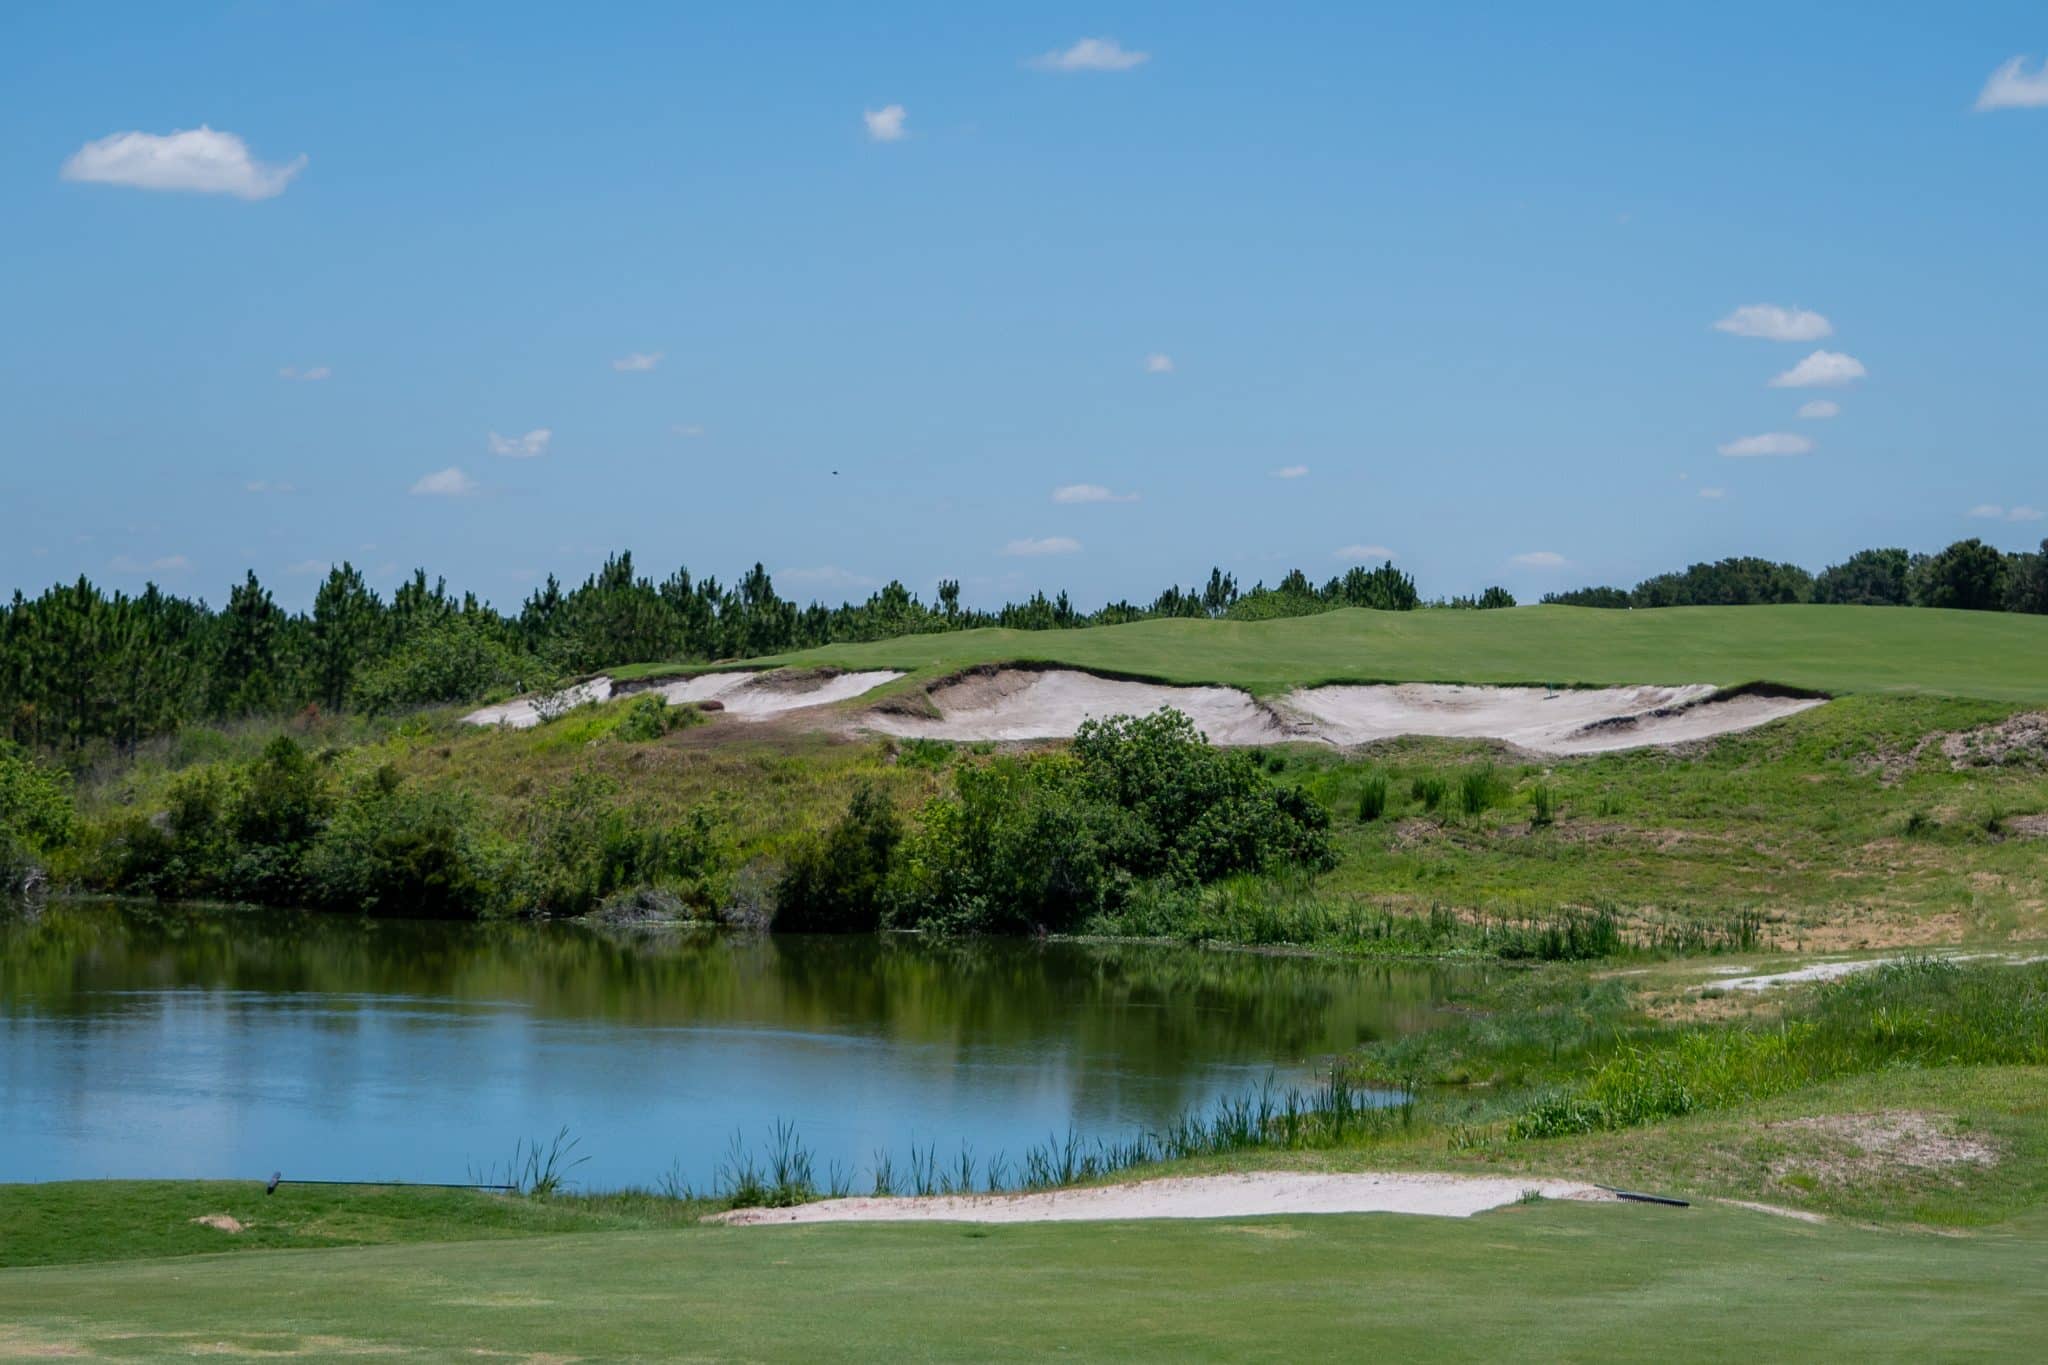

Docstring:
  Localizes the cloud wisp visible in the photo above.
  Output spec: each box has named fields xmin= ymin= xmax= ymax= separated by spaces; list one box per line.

xmin=279 ymin=366 xmax=331 ymax=382
xmin=1143 ymin=353 xmax=1175 ymax=374
xmin=410 ymin=467 xmax=478 ymax=497
xmin=1797 ymin=399 xmax=1841 ymax=419
xmin=110 ymin=553 xmax=192 ymax=574
xmin=1028 ymin=38 xmax=1150 ymax=72
xmin=1718 ymin=432 xmax=1815 ymax=458
xmin=1003 ymin=536 xmax=1081 ymax=557
xmin=62 ymin=127 xmax=305 ymax=199
xmin=1769 ymin=350 xmax=1866 ymax=389
xmin=1052 ymin=483 xmax=1139 ymax=504
xmin=1510 ymin=551 xmax=1567 ymax=568
xmin=612 ymin=352 xmax=662 ymax=372
xmin=1334 ymin=544 xmax=1396 ymax=562
xmin=1271 ymin=465 xmax=1309 ymax=480
xmin=488 ymin=428 xmax=552 ymax=458
xmin=863 ymin=105 xmax=908 ymax=141
xmin=1977 ymin=57 xmax=2048 ymax=111
xmin=1971 ymin=504 xmax=2044 ymax=523
xmin=1712 ymin=304 xmax=1832 ymax=342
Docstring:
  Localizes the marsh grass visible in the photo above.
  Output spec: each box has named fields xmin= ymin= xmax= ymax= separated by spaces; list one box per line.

xmin=1357 ymin=772 xmax=1388 ymax=823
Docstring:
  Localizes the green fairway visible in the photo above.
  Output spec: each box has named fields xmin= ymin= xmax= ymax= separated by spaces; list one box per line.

xmin=2 ymin=1201 xmax=2042 ymax=1360
xmin=681 ymin=603 xmax=2048 ymax=703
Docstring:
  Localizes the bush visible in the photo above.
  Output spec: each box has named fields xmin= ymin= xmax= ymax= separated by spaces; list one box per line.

xmin=1357 ymin=772 xmax=1388 ymax=822
xmin=1411 ymin=774 xmax=1448 ymax=812
xmin=354 ymin=616 xmax=534 ymax=714
xmin=1528 ymin=782 xmax=1556 ymax=827
xmin=1458 ymin=764 xmax=1500 ymax=818
xmin=774 ymin=783 xmax=902 ymax=932
xmin=301 ymin=767 xmax=494 ymax=917
xmin=612 ymin=694 xmax=703 ymax=742
xmin=0 ymin=742 xmax=73 ymax=891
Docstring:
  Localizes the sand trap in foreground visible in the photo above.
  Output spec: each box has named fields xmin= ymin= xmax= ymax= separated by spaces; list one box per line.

xmin=866 ymin=669 xmax=1822 ymax=754
xmin=718 ymin=1172 xmax=1607 ymax=1226
xmin=867 ymin=669 xmax=1291 ymax=746
xmin=1283 ymin=682 xmax=1825 ymax=756
xmin=464 ymin=669 xmax=901 ymax=729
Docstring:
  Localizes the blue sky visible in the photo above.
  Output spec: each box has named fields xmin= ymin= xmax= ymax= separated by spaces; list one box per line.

xmin=4 ymin=2 xmax=2046 ymax=611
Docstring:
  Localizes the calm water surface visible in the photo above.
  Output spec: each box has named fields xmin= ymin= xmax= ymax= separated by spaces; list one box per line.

xmin=1 ymin=901 xmax=1474 ymax=1190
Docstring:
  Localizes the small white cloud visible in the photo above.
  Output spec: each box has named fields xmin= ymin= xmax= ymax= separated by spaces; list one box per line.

xmin=487 ymin=428 xmax=552 ymax=458
xmin=1003 ymin=536 xmax=1081 ymax=556
xmin=1028 ymin=37 xmax=1150 ymax=73
xmin=1976 ymin=56 xmax=2048 ymax=112
xmin=1334 ymin=544 xmax=1397 ymax=562
xmin=1699 ymin=487 xmax=1728 ymax=500
xmin=671 ymin=423 xmax=706 ymax=438
xmin=863 ymin=104 xmax=908 ymax=142
xmin=62 ymin=126 xmax=305 ymax=200
xmin=110 ymin=553 xmax=191 ymax=574
xmin=278 ymin=365 xmax=331 ymax=381
xmin=410 ymin=467 xmax=478 ymax=497
xmin=1143 ymin=352 xmax=1174 ymax=374
xmin=779 ymin=565 xmax=880 ymax=589
xmin=1712 ymin=304 xmax=1833 ymax=342
xmin=1972 ymin=503 xmax=2042 ymax=522
xmin=1510 ymin=551 xmax=1567 ymax=568
xmin=1797 ymin=399 xmax=1841 ymax=420
xmin=244 ymin=479 xmax=296 ymax=494
xmin=1052 ymin=483 xmax=1139 ymax=504
xmin=612 ymin=351 xmax=662 ymax=372
xmin=1769 ymin=350 xmax=1866 ymax=389
xmin=286 ymin=559 xmax=329 ymax=575
xmin=1719 ymin=432 xmax=1815 ymax=458
xmin=1271 ymin=465 xmax=1309 ymax=479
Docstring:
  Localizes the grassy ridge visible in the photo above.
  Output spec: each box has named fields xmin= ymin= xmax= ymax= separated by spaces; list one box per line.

xmin=703 ymin=603 xmax=2048 ymax=702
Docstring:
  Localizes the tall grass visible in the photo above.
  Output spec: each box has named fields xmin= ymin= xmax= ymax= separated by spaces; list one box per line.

xmin=1357 ymin=772 xmax=1389 ymax=823
xmin=1457 ymin=765 xmax=1499 ymax=818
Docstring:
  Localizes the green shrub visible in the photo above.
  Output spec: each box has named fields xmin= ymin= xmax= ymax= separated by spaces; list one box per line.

xmin=1410 ymin=774 xmax=1448 ymax=812
xmin=301 ymin=767 xmax=494 ymax=918
xmin=1458 ymin=764 xmax=1500 ymax=818
xmin=612 ymin=694 xmax=703 ymax=742
xmin=0 ymin=742 xmax=74 ymax=890
xmin=1357 ymin=772 xmax=1388 ymax=822
xmin=1528 ymin=782 xmax=1555 ymax=827
xmin=354 ymin=616 xmax=534 ymax=714
xmin=774 ymin=783 xmax=902 ymax=932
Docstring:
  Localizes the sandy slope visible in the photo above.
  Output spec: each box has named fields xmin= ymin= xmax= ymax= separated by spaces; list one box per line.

xmin=463 ymin=669 xmax=901 ymax=729
xmin=718 ymin=1171 xmax=1609 ymax=1225
xmin=865 ymin=669 xmax=1291 ymax=745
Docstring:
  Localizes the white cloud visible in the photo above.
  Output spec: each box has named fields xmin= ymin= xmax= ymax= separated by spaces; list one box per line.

xmin=1797 ymin=399 xmax=1841 ymax=420
xmin=1699 ymin=487 xmax=1728 ymax=500
xmin=487 ymin=428 xmax=552 ymax=458
xmin=672 ymin=423 xmax=706 ymax=438
xmin=1143 ymin=352 xmax=1174 ymax=373
xmin=1002 ymin=536 xmax=1081 ymax=556
xmin=1510 ymin=551 xmax=1567 ymax=568
xmin=286 ymin=559 xmax=329 ymax=575
xmin=1028 ymin=37 xmax=1150 ymax=73
xmin=244 ymin=479 xmax=296 ymax=494
xmin=779 ymin=565 xmax=880 ymax=589
xmin=410 ymin=467 xmax=478 ymax=497
xmin=863 ymin=104 xmax=907 ymax=141
xmin=612 ymin=351 xmax=662 ymax=372
xmin=1976 ymin=56 xmax=2048 ymax=111
xmin=61 ymin=126 xmax=305 ymax=200
xmin=2015 ymin=506 xmax=2045 ymax=522
xmin=1769 ymin=350 xmax=1866 ymax=389
xmin=1271 ymin=464 xmax=1309 ymax=479
xmin=1052 ymin=483 xmax=1139 ymax=504
xmin=1334 ymin=544 xmax=1397 ymax=562
xmin=278 ymin=365 xmax=331 ymax=381
xmin=110 ymin=553 xmax=191 ymax=574
xmin=1971 ymin=503 xmax=2043 ymax=522
xmin=1718 ymin=432 xmax=1815 ymax=457
xmin=1712 ymin=304 xmax=1832 ymax=342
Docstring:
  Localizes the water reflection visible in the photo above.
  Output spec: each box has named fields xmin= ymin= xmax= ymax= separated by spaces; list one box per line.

xmin=1 ymin=901 xmax=1474 ymax=1189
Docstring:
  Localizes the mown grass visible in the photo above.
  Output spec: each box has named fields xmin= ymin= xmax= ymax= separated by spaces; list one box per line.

xmin=724 ymin=602 xmax=2048 ymax=703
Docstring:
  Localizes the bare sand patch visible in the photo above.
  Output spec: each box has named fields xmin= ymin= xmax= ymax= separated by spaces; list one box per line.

xmin=862 ymin=670 xmax=1822 ymax=754
xmin=1771 ymin=1111 xmax=1998 ymax=1184
xmin=1282 ymin=683 xmax=1824 ymax=755
xmin=716 ymin=1171 xmax=1608 ymax=1226
xmin=463 ymin=670 xmax=900 ymax=729
xmin=865 ymin=669 xmax=1291 ymax=746
xmin=190 ymin=1213 xmax=245 ymax=1233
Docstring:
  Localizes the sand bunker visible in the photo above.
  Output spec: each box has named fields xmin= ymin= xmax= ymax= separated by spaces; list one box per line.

xmin=868 ymin=669 xmax=1291 ymax=746
xmin=867 ymin=670 xmax=1822 ymax=755
xmin=719 ymin=1172 xmax=1606 ymax=1226
xmin=463 ymin=669 xmax=901 ymax=730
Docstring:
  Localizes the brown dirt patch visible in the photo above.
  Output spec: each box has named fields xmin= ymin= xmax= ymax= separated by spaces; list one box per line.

xmin=1768 ymin=1111 xmax=1998 ymax=1185
xmin=191 ymin=1213 xmax=246 ymax=1233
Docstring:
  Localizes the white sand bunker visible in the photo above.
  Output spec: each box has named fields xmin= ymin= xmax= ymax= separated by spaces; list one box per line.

xmin=719 ymin=1171 xmax=1607 ymax=1226
xmin=1283 ymin=683 xmax=1825 ymax=756
xmin=464 ymin=669 xmax=901 ymax=730
xmin=868 ymin=668 xmax=1291 ymax=746
xmin=866 ymin=670 xmax=1822 ymax=755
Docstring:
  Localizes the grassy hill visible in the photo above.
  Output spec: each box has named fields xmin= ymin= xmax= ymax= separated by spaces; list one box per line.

xmin=646 ymin=604 xmax=2048 ymax=703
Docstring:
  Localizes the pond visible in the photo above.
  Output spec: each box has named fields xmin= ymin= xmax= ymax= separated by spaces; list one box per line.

xmin=0 ymin=901 xmax=1475 ymax=1191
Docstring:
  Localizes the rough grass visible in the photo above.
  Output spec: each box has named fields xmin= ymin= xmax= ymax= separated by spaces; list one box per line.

xmin=720 ymin=603 xmax=2048 ymax=703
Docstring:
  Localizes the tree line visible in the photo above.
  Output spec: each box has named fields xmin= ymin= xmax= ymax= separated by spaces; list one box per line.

xmin=1542 ymin=539 xmax=2048 ymax=614
xmin=2 ymin=553 xmax=1454 ymax=750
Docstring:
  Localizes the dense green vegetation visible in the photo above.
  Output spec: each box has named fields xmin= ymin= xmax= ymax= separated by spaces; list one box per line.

xmin=1546 ymin=537 xmax=2048 ymax=613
